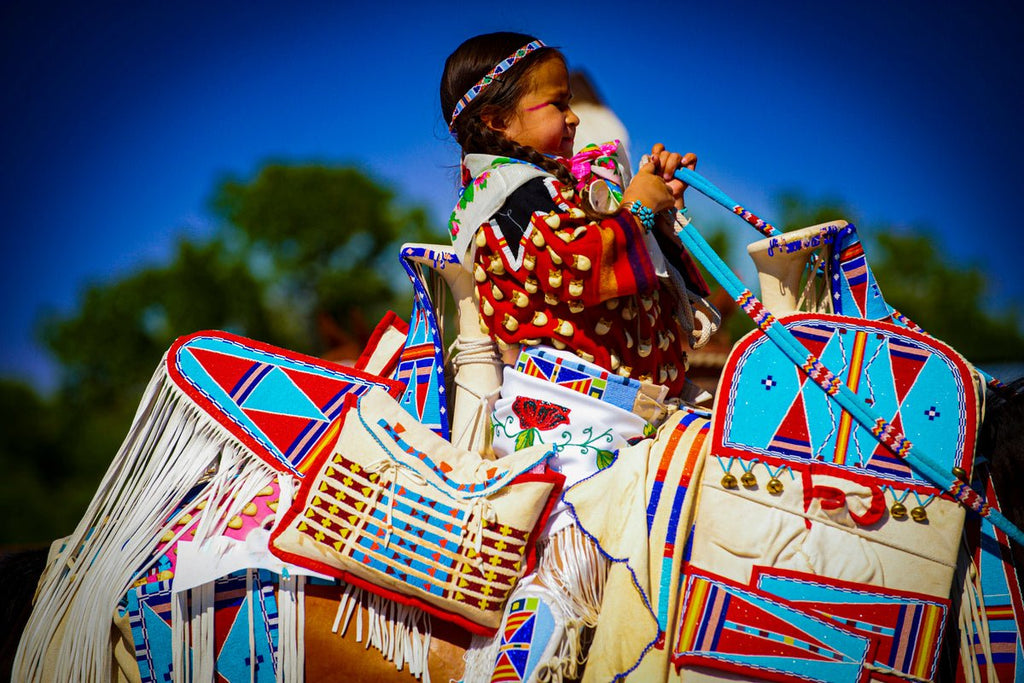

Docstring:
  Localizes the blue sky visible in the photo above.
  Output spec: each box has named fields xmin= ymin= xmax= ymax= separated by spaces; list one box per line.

xmin=3 ymin=0 xmax=1022 ymax=391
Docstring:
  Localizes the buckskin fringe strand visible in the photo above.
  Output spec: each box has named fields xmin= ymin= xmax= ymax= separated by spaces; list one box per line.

xmin=954 ymin=538 xmax=997 ymax=683
xmin=332 ymin=581 xmax=433 ymax=682
xmin=462 ymin=632 xmax=503 ymax=683
xmin=278 ymin=573 xmax=307 ymax=683
xmin=171 ymin=465 xmax=287 ymax=682
xmin=532 ymin=527 xmax=609 ymax=682
xmin=13 ymin=358 xmax=281 ymax=682
xmin=533 ymin=525 xmax=609 ymax=629
xmin=462 ymin=526 xmax=609 ymax=682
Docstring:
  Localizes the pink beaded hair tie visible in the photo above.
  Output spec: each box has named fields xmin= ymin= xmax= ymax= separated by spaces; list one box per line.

xmin=448 ymin=39 xmax=547 ymax=132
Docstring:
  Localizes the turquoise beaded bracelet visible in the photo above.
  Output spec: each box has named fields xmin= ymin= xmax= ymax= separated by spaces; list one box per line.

xmin=625 ymin=201 xmax=656 ymax=232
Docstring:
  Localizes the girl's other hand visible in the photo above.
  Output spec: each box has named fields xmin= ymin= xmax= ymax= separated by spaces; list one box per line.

xmin=621 ymin=162 xmax=676 ymax=214
xmin=649 ymin=143 xmax=697 ymax=209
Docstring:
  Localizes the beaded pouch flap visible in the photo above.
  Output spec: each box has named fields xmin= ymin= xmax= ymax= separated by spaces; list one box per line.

xmin=269 ymin=387 xmax=563 ymax=635
xmin=676 ymin=312 xmax=979 ymax=681
xmin=167 ymin=330 xmax=404 ymax=477
xmin=711 ymin=312 xmax=978 ymax=487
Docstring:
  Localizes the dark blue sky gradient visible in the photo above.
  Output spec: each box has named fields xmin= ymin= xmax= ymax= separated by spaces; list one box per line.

xmin=3 ymin=1 xmax=1022 ymax=390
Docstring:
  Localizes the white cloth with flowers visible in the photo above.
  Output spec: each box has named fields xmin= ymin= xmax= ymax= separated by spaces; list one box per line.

xmin=490 ymin=345 xmax=650 ymax=535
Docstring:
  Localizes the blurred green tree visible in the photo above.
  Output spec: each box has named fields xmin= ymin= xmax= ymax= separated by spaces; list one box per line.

xmin=869 ymin=231 xmax=1024 ymax=363
xmin=773 ymin=190 xmax=1024 ymax=364
xmin=211 ymin=164 xmax=436 ymax=352
xmin=3 ymin=176 xmax=1021 ymax=546
xmin=41 ymin=239 xmax=272 ymax=408
xmin=1 ymin=164 xmax=439 ymax=544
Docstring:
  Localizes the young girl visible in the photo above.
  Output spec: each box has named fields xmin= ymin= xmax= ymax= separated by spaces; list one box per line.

xmin=441 ymin=32 xmax=715 ymax=681
xmin=444 ymin=33 xmax=707 ymax=394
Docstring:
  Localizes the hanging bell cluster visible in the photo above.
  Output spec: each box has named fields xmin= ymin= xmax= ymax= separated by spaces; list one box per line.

xmin=717 ymin=458 xmax=789 ymax=496
xmin=886 ymin=485 xmax=932 ymax=523
xmin=716 ymin=458 xmax=937 ymax=526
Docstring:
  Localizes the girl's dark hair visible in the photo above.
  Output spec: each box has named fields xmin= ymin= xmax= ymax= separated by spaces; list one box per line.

xmin=441 ymin=32 xmax=575 ymax=186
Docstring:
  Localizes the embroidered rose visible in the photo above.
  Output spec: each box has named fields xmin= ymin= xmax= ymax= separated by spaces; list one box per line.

xmin=512 ymin=396 xmax=570 ymax=431
xmin=508 ymin=396 xmax=571 ymax=451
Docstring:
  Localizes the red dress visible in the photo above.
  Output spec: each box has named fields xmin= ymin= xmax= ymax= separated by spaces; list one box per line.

xmin=454 ymin=154 xmax=697 ymax=397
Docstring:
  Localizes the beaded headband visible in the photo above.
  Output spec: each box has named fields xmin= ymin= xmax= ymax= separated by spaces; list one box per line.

xmin=448 ymin=39 xmax=547 ymax=131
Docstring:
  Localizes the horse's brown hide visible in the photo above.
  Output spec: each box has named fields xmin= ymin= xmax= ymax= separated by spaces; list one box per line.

xmin=303 ymin=583 xmax=472 ymax=682
xmin=984 ymin=378 xmax=1024 ymax=597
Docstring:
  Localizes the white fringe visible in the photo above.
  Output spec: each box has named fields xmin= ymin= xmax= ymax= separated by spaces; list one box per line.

xmin=171 ymin=458 xmax=288 ymax=682
xmin=184 ymin=581 xmax=216 ymax=682
xmin=956 ymin=537 xmax=999 ymax=683
xmin=533 ymin=526 xmax=608 ymax=626
xmin=277 ymin=573 xmax=305 ymax=683
xmin=172 ymin=591 xmax=190 ymax=682
xmin=13 ymin=360 xmax=281 ymax=682
xmin=331 ymin=581 xmax=433 ymax=682
xmin=248 ymin=569 xmax=257 ymax=683
xmin=462 ymin=526 xmax=608 ymax=683
xmin=462 ymin=633 xmax=502 ymax=683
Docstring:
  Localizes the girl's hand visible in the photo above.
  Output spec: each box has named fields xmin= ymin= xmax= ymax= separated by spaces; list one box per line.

xmin=649 ymin=143 xmax=697 ymax=209
xmin=621 ymin=162 xmax=676 ymax=213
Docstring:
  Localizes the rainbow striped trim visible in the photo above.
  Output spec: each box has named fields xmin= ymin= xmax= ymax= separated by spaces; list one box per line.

xmin=737 ymin=290 xmax=776 ymax=332
xmin=800 ymin=355 xmax=842 ymax=396
xmin=889 ymin=309 xmax=924 ymax=333
xmin=731 ymin=204 xmax=779 ymax=238
xmin=871 ymin=418 xmax=914 ymax=458
xmin=449 ymin=40 xmax=547 ymax=130
xmin=949 ymin=479 xmax=991 ymax=515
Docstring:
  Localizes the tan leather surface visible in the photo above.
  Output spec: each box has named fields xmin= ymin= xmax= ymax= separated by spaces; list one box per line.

xmin=303 ymin=583 xmax=472 ymax=682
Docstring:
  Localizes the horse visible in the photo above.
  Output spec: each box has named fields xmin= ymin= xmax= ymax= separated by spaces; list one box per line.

xmin=979 ymin=377 xmax=1024 ymax=595
xmin=14 ymin=168 xmax=1024 ymax=683
xmin=9 ymin=375 xmax=1023 ymax=682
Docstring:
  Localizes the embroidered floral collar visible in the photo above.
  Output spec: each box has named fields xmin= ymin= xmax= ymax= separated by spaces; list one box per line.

xmin=448 ymin=154 xmax=550 ymax=267
xmin=447 ymin=142 xmax=631 ymax=267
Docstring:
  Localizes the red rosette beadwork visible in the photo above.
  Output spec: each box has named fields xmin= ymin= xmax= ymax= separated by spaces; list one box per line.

xmin=512 ymin=396 xmax=571 ymax=431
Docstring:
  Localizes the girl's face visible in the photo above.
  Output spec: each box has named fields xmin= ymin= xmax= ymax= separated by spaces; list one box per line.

xmin=501 ymin=57 xmax=579 ymax=158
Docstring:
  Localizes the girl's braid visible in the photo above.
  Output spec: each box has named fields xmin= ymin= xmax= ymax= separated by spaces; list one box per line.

xmin=463 ymin=119 xmax=577 ymax=189
xmin=475 ymin=124 xmax=614 ymax=220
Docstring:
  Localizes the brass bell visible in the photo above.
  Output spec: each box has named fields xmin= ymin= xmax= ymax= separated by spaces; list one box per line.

xmin=952 ymin=466 xmax=967 ymax=482
xmin=721 ymin=473 xmax=738 ymax=489
xmin=890 ymin=502 xmax=908 ymax=519
xmin=911 ymin=506 xmax=928 ymax=523
xmin=741 ymin=471 xmax=758 ymax=489
xmin=766 ymin=477 xmax=784 ymax=495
